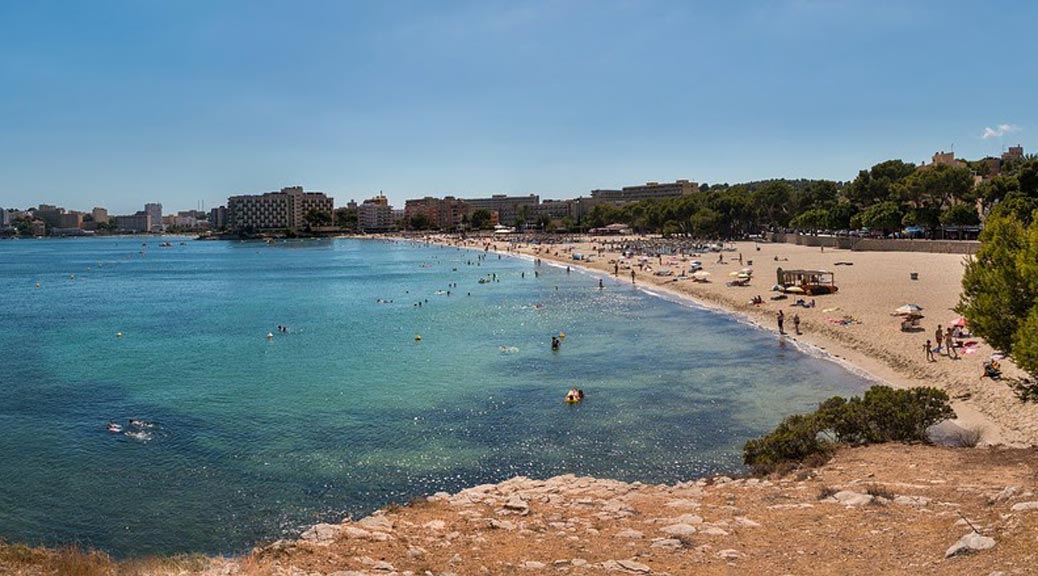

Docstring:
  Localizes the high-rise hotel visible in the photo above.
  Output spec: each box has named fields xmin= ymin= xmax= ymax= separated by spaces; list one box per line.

xmin=226 ymin=186 xmax=333 ymax=231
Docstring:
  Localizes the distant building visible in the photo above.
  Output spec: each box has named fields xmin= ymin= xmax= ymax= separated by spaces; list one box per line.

xmin=404 ymin=196 xmax=470 ymax=230
xmin=114 ymin=214 xmax=151 ymax=233
xmin=527 ymin=200 xmax=575 ymax=226
xmin=58 ymin=212 xmax=83 ymax=229
xmin=34 ymin=204 xmax=65 ymax=229
xmin=1003 ymin=145 xmax=1024 ymax=161
xmin=29 ymin=220 xmax=46 ymax=236
xmin=1 ymin=208 xmax=19 ymax=228
xmin=357 ymin=194 xmax=394 ymax=232
xmin=145 ymin=203 xmax=163 ymax=232
xmin=464 ymin=194 xmax=539 ymax=226
xmin=592 ymin=179 xmax=699 ymax=203
xmin=209 ymin=206 xmax=227 ymax=230
xmin=91 ymin=207 xmax=109 ymax=224
xmin=927 ymin=151 xmax=967 ymax=168
xmin=227 ymin=186 xmax=334 ymax=232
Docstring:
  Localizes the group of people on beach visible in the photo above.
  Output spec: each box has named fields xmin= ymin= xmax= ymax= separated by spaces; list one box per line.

xmin=776 ymin=310 xmax=801 ymax=335
xmin=924 ymin=324 xmax=961 ymax=362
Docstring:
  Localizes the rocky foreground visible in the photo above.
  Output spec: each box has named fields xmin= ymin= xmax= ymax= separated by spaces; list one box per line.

xmin=237 ymin=444 xmax=1036 ymax=576
xmin=4 ymin=444 xmax=1037 ymax=576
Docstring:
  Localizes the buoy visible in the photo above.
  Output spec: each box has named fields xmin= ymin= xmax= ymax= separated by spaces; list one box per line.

xmin=266 ymin=332 xmax=274 ymax=340
xmin=414 ymin=335 xmax=422 ymax=341
xmin=116 ymin=332 xmax=123 ymax=338
xmin=559 ymin=332 xmax=566 ymax=340
xmin=35 ymin=283 xmax=40 ymax=289
xmin=69 ymin=275 xmax=75 ymax=280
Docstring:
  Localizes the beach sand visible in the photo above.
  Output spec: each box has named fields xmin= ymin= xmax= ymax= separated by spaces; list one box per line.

xmin=416 ymin=234 xmax=1037 ymax=447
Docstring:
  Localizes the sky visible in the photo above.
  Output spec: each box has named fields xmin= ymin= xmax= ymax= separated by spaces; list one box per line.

xmin=1 ymin=0 xmax=1035 ymax=214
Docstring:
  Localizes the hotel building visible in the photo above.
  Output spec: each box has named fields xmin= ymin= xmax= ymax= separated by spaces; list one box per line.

xmin=227 ymin=186 xmax=333 ymax=232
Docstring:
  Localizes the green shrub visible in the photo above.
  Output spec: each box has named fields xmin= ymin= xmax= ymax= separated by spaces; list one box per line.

xmin=744 ymin=386 xmax=956 ymax=475
xmin=743 ymin=413 xmax=833 ymax=476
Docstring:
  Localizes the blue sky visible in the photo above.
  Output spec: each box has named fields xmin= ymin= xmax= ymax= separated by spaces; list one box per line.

xmin=1 ymin=0 xmax=1034 ymax=214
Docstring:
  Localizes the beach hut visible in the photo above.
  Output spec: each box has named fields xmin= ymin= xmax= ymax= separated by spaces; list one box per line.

xmin=776 ymin=267 xmax=837 ymax=295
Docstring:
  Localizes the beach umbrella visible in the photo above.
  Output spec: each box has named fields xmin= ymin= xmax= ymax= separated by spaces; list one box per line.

xmin=771 ymin=284 xmax=783 ymax=292
xmin=950 ymin=316 xmax=968 ymax=327
xmin=737 ymin=273 xmax=751 ymax=279
xmin=729 ymin=271 xmax=741 ymax=277
xmin=740 ymin=267 xmax=753 ymax=274
xmin=895 ymin=304 xmax=924 ymax=315
xmin=785 ymin=286 xmax=805 ymax=294
xmin=692 ymin=271 xmax=711 ymax=279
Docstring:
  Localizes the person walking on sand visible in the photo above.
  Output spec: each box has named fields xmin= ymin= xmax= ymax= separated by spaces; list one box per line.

xmin=946 ymin=326 xmax=958 ymax=359
xmin=935 ymin=325 xmax=944 ymax=356
xmin=924 ymin=339 xmax=935 ymax=362
xmin=631 ymin=269 xmax=636 ymax=284
xmin=793 ymin=312 xmax=801 ymax=335
xmin=777 ymin=310 xmax=785 ymax=335
xmin=614 ymin=262 xmax=619 ymax=276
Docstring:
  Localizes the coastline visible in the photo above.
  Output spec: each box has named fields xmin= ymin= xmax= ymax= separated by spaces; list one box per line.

xmin=397 ymin=233 xmax=1036 ymax=448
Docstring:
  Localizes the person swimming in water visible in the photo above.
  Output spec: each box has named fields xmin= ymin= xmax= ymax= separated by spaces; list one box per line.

xmin=107 ymin=422 xmax=122 ymax=433
xmin=551 ymin=336 xmax=560 ymax=351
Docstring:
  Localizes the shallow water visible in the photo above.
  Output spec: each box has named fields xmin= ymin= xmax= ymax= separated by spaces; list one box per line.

xmin=0 ymin=237 xmax=870 ymax=556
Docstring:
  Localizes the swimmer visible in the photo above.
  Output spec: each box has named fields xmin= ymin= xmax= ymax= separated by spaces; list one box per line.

xmin=107 ymin=422 xmax=123 ymax=433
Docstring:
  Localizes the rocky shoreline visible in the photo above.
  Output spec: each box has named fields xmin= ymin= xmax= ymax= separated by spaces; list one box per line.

xmin=240 ymin=443 xmax=1037 ymax=576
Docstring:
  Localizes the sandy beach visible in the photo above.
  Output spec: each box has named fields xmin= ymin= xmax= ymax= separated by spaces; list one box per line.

xmin=409 ymin=234 xmax=1038 ymax=447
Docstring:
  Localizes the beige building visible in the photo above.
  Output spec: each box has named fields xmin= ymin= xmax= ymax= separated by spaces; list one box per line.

xmin=358 ymin=194 xmax=394 ymax=232
xmin=227 ymin=186 xmax=333 ymax=232
xmin=928 ymin=151 xmax=967 ymax=168
xmin=1003 ymin=145 xmax=1024 ymax=161
xmin=592 ymin=179 xmax=699 ymax=203
xmin=528 ymin=199 xmax=574 ymax=222
xmin=464 ymin=194 xmax=539 ymax=226
xmin=404 ymin=196 xmax=470 ymax=230
xmin=114 ymin=214 xmax=151 ymax=232
xmin=91 ymin=207 xmax=109 ymax=224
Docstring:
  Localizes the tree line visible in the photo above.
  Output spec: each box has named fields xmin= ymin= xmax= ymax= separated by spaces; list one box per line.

xmin=582 ymin=156 xmax=1038 ymax=237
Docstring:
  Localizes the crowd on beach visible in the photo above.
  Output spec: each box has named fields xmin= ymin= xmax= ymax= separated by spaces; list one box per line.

xmin=399 ymin=231 xmax=1038 ymax=446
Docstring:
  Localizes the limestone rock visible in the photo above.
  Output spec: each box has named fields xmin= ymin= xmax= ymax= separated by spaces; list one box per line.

xmin=660 ymin=523 xmax=697 ymax=537
xmin=522 ymin=561 xmax=546 ymax=570
xmin=299 ymin=523 xmax=341 ymax=544
xmin=717 ymin=549 xmax=742 ymax=560
xmin=423 ymin=519 xmax=446 ymax=531
xmin=616 ymin=559 xmax=653 ymax=573
xmin=945 ymin=531 xmax=996 ymax=557
xmin=831 ymin=491 xmax=874 ymax=507
xmin=615 ymin=528 xmax=644 ymax=539
xmin=650 ymin=538 xmax=683 ymax=550
xmin=700 ymin=526 xmax=730 ymax=537
xmin=734 ymin=516 xmax=761 ymax=528
xmin=1010 ymin=501 xmax=1038 ymax=511
xmin=357 ymin=514 xmax=394 ymax=533
xmin=503 ymin=495 xmax=530 ymax=514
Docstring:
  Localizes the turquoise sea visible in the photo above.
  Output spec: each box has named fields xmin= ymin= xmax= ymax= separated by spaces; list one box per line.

xmin=0 ymin=237 xmax=871 ymax=556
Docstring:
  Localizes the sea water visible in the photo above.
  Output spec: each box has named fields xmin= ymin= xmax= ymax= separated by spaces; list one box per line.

xmin=0 ymin=237 xmax=871 ymax=556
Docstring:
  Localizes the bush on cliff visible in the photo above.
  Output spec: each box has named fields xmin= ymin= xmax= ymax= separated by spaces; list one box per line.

xmin=744 ymin=386 xmax=955 ymax=475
